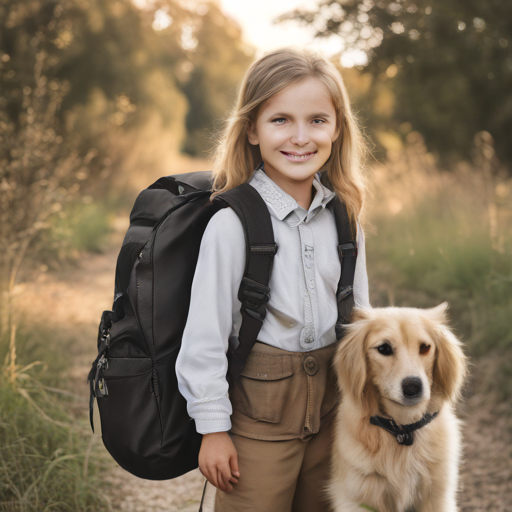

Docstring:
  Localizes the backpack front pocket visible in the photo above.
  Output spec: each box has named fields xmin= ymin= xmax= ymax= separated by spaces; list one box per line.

xmin=96 ymin=357 xmax=165 ymax=475
xmin=230 ymin=352 xmax=294 ymax=423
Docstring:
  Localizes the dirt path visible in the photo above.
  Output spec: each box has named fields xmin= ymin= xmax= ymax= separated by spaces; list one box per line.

xmin=18 ymin=220 xmax=512 ymax=511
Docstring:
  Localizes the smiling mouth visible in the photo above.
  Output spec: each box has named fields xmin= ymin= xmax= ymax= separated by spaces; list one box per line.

xmin=280 ymin=151 xmax=317 ymax=162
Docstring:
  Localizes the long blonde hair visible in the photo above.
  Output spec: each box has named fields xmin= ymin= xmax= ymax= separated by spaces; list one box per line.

xmin=210 ymin=47 xmax=370 ymax=229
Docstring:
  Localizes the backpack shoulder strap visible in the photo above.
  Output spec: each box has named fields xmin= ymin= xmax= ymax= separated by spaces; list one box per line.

xmin=328 ymin=196 xmax=358 ymax=339
xmin=213 ymin=183 xmax=278 ymax=378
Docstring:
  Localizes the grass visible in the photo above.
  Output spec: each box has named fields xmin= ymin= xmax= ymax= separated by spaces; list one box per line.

xmin=0 ymin=320 xmax=111 ymax=512
xmin=0 ymin=376 xmax=110 ymax=512
xmin=0 ymin=193 xmax=117 ymax=511
xmin=0 ymin=320 xmax=112 ymax=512
xmin=0 ymin=338 xmax=111 ymax=512
xmin=366 ymin=142 xmax=512 ymax=399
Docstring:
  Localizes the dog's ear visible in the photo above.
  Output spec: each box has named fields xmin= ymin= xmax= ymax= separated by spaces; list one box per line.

xmin=431 ymin=322 xmax=468 ymax=403
xmin=424 ymin=301 xmax=449 ymax=324
xmin=349 ymin=307 xmax=374 ymax=323
xmin=333 ymin=320 xmax=371 ymax=402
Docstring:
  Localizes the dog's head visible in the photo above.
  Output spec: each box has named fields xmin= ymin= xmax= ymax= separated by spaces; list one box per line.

xmin=333 ymin=302 xmax=468 ymax=422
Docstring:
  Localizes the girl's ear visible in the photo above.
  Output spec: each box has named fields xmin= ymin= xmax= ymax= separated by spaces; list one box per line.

xmin=246 ymin=121 xmax=259 ymax=146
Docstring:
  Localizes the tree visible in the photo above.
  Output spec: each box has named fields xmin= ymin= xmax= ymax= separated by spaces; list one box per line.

xmin=0 ymin=0 xmax=254 ymax=311
xmin=277 ymin=0 xmax=512 ymax=167
xmin=153 ymin=1 xmax=255 ymax=156
xmin=0 ymin=0 xmax=254 ymax=175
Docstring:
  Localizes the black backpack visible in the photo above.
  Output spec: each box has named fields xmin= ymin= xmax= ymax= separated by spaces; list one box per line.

xmin=87 ymin=170 xmax=358 ymax=480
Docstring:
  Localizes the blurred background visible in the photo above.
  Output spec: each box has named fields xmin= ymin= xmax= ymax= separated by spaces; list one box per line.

xmin=0 ymin=0 xmax=511 ymax=510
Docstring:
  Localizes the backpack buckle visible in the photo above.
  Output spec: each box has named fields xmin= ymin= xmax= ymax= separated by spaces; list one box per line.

xmin=238 ymin=276 xmax=271 ymax=322
xmin=250 ymin=244 xmax=278 ymax=255
xmin=337 ymin=285 xmax=353 ymax=301
xmin=338 ymin=241 xmax=357 ymax=258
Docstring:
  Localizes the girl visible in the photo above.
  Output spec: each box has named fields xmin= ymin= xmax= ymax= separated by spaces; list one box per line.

xmin=176 ymin=47 xmax=371 ymax=512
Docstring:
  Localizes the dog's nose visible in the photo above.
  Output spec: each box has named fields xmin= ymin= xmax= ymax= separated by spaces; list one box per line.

xmin=402 ymin=377 xmax=423 ymax=398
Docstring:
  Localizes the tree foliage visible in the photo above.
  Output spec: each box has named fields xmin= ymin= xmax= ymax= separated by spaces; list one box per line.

xmin=150 ymin=1 xmax=254 ymax=156
xmin=0 ymin=0 xmax=254 ymax=172
xmin=175 ymin=2 xmax=254 ymax=156
xmin=0 ymin=0 xmax=253 ymax=303
xmin=278 ymin=0 xmax=512 ymax=167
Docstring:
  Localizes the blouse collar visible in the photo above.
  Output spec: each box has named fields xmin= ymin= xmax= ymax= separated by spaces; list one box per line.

xmin=248 ymin=162 xmax=336 ymax=226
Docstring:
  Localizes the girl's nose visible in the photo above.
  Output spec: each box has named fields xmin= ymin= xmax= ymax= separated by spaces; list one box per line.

xmin=290 ymin=124 xmax=310 ymax=146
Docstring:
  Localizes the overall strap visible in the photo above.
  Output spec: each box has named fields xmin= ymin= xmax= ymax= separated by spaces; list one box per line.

xmin=213 ymin=184 xmax=278 ymax=378
xmin=327 ymin=196 xmax=358 ymax=340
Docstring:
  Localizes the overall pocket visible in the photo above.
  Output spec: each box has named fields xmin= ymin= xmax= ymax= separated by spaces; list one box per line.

xmin=230 ymin=352 xmax=294 ymax=424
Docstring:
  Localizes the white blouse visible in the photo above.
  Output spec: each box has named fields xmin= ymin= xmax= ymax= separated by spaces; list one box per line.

xmin=175 ymin=166 xmax=371 ymax=434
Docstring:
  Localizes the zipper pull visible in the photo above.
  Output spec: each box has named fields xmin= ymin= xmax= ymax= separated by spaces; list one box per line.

xmin=95 ymin=355 xmax=109 ymax=397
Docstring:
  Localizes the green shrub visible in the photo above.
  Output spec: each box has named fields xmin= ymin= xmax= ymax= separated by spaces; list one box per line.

xmin=32 ymin=199 xmax=115 ymax=270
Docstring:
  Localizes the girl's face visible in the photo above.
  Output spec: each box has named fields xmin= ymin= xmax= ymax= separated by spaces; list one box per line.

xmin=247 ymin=77 xmax=339 ymax=191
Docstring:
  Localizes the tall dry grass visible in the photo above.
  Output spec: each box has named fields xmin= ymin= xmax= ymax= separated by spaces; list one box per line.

xmin=366 ymin=130 xmax=512 ymax=398
xmin=0 ymin=323 xmax=111 ymax=511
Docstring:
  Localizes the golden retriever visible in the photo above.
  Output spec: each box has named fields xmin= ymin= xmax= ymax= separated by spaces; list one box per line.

xmin=328 ymin=302 xmax=468 ymax=512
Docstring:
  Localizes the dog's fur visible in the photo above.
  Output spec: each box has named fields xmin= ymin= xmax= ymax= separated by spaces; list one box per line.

xmin=328 ymin=302 xmax=468 ymax=512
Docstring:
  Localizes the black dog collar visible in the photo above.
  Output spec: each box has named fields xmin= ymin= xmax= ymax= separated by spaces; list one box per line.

xmin=369 ymin=411 xmax=439 ymax=446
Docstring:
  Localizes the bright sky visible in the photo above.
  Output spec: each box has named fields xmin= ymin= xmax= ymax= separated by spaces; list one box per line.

xmin=135 ymin=0 xmax=368 ymax=67
xmin=218 ymin=0 xmax=368 ymax=67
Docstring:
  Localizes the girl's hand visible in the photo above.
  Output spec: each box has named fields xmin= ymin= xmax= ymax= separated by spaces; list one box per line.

xmin=198 ymin=431 xmax=240 ymax=493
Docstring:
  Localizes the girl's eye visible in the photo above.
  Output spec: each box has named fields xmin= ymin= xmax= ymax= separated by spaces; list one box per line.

xmin=272 ymin=118 xmax=286 ymax=124
xmin=377 ymin=343 xmax=394 ymax=356
xmin=313 ymin=119 xmax=326 ymax=124
xmin=419 ymin=343 xmax=431 ymax=355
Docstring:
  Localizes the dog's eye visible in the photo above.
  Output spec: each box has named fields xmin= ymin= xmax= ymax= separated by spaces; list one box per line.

xmin=377 ymin=343 xmax=393 ymax=356
xmin=419 ymin=343 xmax=431 ymax=355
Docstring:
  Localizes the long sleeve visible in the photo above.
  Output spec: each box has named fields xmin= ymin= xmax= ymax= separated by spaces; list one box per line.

xmin=354 ymin=220 xmax=371 ymax=310
xmin=175 ymin=207 xmax=245 ymax=434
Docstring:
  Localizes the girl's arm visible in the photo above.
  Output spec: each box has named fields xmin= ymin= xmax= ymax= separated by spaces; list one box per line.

xmin=176 ymin=206 xmax=245 ymax=434
xmin=176 ymin=207 xmax=246 ymax=492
